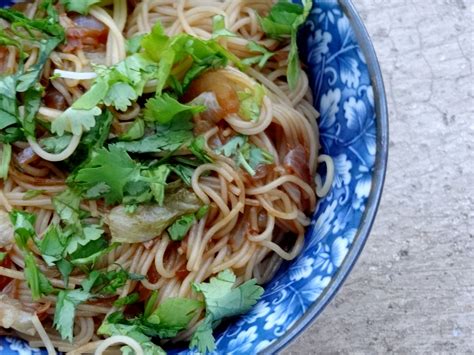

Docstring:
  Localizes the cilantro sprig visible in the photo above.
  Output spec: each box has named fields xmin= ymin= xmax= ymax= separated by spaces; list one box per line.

xmin=60 ymin=0 xmax=101 ymax=15
xmin=0 ymin=5 xmax=65 ymax=139
xmin=9 ymin=210 xmax=55 ymax=300
xmin=54 ymin=268 xmax=144 ymax=342
xmin=190 ymin=270 xmax=264 ymax=353
xmin=215 ymin=135 xmax=274 ymax=176
xmin=259 ymin=0 xmax=312 ymax=89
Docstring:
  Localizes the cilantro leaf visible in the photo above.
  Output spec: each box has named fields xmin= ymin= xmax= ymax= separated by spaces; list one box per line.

xmin=169 ymin=164 xmax=195 ymax=186
xmin=216 ymin=135 xmax=247 ymax=157
xmin=141 ymin=21 xmax=242 ymax=94
xmin=0 ymin=143 xmax=12 ymax=180
xmin=98 ymin=322 xmax=166 ymax=355
xmin=189 ymin=136 xmax=213 ymax=163
xmin=193 ymin=269 xmax=264 ymax=320
xmin=216 ymin=135 xmax=274 ymax=176
xmin=242 ymin=41 xmax=275 ymax=68
xmin=69 ymin=239 xmax=118 ymax=266
xmin=9 ymin=211 xmax=55 ymax=299
xmin=0 ymin=126 xmax=24 ymax=144
xmin=60 ymin=54 xmax=158 ymax=137
xmin=190 ymin=316 xmax=215 ymax=354
xmin=147 ymin=298 xmax=203 ymax=338
xmin=141 ymin=22 xmax=171 ymax=63
xmin=80 ymin=110 xmax=113 ymax=148
xmin=0 ymin=75 xmax=19 ymax=130
xmin=52 ymin=189 xmax=82 ymax=227
xmin=56 ymin=259 xmax=74 ymax=286
xmin=167 ymin=214 xmax=196 ymax=241
xmin=40 ymin=135 xmax=72 ymax=154
xmin=0 ymin=6 xmax=64 ymax=139
xmin=37 ymin=224 xmax=68 ymax=266
xmin=24 ymin=252 xmax=55 ymax=300
xmin=52 ymin=268 xmax=144 ymax=343
xmin=196 ymin=205 xmax=210 ymax=219
xmin=95 ymin=54 xmax=158 ymax=111
xmin=144 ymin=94 xmax=205 ymax=124
xmin=238 ymin=84 xmax=266 ymax=122
xmin=20 ymin=85 xmax=43 ymax=137
xmin=64 ymin=224 xmax=104 ymax=255
xmin=51 ymin=106 xmax=102 ymax=136
xmin=104 ymin=83 xmax=138 ymax=112
xmin=9 ymin=210 xmax=36 ymax=249
xmin=0 ymin=252 xmax=6 ymax=262
xmin=112 ymin=130 xmax=192 ymax=154
xmin=54 ymin=289 xmax=90 ymax=342
xmin=126 ymin=34 xmax=145 ymax=55
xmin=81 ymin=269 xmax=144 ymax=295
xmin=143 ymin=165 xmax=171 ymax=206
xmin=119 ymin=118 xmax=145 ymax=141
xmin=259 ymin=0 xmax=312 ymax=89
xmin=59 ymin=0 xmax=101 ymax=15
xmin=212 ymin=15 xmax=238 ymax=39
xmin=62 ymin=109 xmax=114 ymax=169
xmin=190 ymin=269 xmax=264 ymax=353
xmin=259 ymin=2 xmax=304 ymax=36
xmin=72 ymin=147 xmax=142 ymax=205
xmin=113 ymin=292 xmax=140 ymax=307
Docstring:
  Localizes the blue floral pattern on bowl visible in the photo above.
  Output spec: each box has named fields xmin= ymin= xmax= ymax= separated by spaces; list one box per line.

xmin=1 ymin=0 xmax=387 ymax=353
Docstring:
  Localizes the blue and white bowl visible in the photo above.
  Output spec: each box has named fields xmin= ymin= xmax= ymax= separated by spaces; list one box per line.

xmin=0 ymin=0 xmax=388 ymax=353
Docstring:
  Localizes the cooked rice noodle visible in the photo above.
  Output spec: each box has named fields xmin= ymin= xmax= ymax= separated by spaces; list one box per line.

xmin=0 ymin=0 xmax=335 ymax=353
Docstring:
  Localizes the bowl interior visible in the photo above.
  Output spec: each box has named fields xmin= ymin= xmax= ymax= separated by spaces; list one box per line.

xmin=0 ymin=0 xmax=387 ymax=353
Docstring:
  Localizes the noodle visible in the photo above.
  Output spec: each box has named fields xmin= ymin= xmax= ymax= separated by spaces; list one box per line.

xmin=0 ymin=0 xmax=335 ymax=353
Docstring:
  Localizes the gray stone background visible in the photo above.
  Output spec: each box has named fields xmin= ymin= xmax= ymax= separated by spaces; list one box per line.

xmin=286 ymin=0 xmax=473 ymax=353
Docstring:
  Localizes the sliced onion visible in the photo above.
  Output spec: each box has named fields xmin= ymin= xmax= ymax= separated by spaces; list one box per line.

xmin=53 ymin=69 xmax=97 ymax=80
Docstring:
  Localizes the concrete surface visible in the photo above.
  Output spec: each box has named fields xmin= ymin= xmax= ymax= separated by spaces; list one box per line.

xmin=286 ymin=0 xmax=473 ymax=354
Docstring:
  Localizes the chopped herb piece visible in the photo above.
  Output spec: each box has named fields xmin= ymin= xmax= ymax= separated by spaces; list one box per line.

xmin=59 ymin=0 xmax=101 ymax=15
xmin=242 ymin=41 xmax=275 ymax=68
xmin=144 ymin=93 xmax=206 ymax=124
xmin=144 ymin=165 xmax=171 ymax=206
xmin=259 ymin=0 xmax=312 ymax=89
xmin=126 ymin=34 xmax=145 ymax=55
xmin=9 ymin=210 xmax=36 ymax=249
xmin=190 ymin=269 xmax=264 ymax=353
xmin=64 ymin=224 xmax=104 ymax=255
xmin=144 ymin=290 xmax=159 ymax=318
xmin=51 ymin=107 xmax=102 ymax=136
xmin=0 ymin=143 xmax=12 ymax=180
xmin=169 ymin=164 xmax=195 ymax=186
xmin=189 ymin=136 xmax=213 ymax=163
xmin=212 ymin=15 xmax=237 ymax=39
xmin=37 ymin=224 xmax=68 ymax=266
xmin=24 ymin=253 xmax=55 ymax=301
xmin=52 ymin=189 xmax=83 ymax=227
xmin=238 ymin=84 xmax=266 ymax=121
xmin=216 ymin=135 xmax=274 ymax=176
xmin=54 ymin=289 xmax=90 ymax=342
xmin=147 ymin=298 xmax=203 ymax=338
xmin=167 ymin=214 xmax=195 ymax=241
xmin=114 ymin=292 xmax=140 ymax=307
xmin=98 ymin=321 xmax=166 ymax=355
xmin=113 ymin=130 xmax=192 ymax=154
xmin=119 ymin=118 xmax=145 ymax=141
xmin=40 ymin=135 xmax=73 ymax=154
xmin=72 ymin=147 xmax=142 ymax=205
xmin=196 ymin=205 xmax=210 ymax=219
xmin=81 ymin=269 xmax=144 ymax=296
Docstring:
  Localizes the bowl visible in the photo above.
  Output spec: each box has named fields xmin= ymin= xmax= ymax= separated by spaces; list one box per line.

xmin=0 ymin=0 xmax=388 ymax=353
